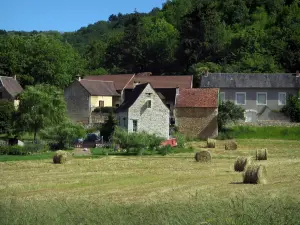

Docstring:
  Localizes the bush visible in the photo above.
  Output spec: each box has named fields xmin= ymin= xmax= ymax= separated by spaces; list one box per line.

xmin=218 ymin=101 xmax=245 ymax=130
xmin=158 ymin=145 xmax=173 ymax=156
xmin=112 ymin=127 xmax=164 ymax=154
xmin=100 ymin=113 xmax=117 ymax=141
xmin=91 ymin=148 xmax=112 ymax=156
xmin=0 ymin=145 xmax=27 ymax=155
xmin=173 ymin=132 xmax=186 ymax=148
xmin=281 ymin=95 xmax=300 ymax=122
xmin=0 ymin=100 xmax=15 ymax=135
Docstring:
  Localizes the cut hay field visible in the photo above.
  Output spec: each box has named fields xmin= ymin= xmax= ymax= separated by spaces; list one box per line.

xmin=1 ymin=139 xmax=300 ymax=225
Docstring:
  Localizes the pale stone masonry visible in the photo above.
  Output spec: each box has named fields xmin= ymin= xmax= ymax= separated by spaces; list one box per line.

xmin=117 ymin=83 xmax=170 ymax=140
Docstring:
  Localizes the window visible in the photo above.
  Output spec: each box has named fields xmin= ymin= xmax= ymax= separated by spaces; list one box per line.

xmin=235 ymin=92 xmax=246 ymax=105
xmin=278 ymin=92 xmax=286 ymax=106
xmin=257 ymin=92 xmax=267 ymax=105
xmin=220 ymin=92 xmax=225 ymax=102
xmin=133 ymin=120 xmax=138 ymax=132
xmin=146 ymin=100 xmax=152 ymax=108
xmin=99 ymin=100 xmax=104 ymax=108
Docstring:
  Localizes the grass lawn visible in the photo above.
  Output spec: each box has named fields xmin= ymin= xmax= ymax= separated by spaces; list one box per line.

xmin=1 ymin=139 xmax=300 ymax=225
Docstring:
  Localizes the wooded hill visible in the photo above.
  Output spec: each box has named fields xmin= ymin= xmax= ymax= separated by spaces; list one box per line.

xmin=1 ymin=0 xmax=300 ymax=88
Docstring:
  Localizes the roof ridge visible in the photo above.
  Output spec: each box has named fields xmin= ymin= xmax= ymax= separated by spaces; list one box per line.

xmin=81 ymin=79 xmax=114 ymax=83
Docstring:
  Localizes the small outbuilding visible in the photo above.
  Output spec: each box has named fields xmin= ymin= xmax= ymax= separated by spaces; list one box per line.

xmin=175 ymin=88 xmax=219 ymax=139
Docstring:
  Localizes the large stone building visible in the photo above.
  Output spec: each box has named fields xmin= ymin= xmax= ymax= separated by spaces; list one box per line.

xmin=200 ymin=72 xmax=300 ymax=122
xmin=117 ymin=83 xmax=170 ymax=140
xmin=64 ymin=78 xmax=120 ymax=124
xmin=175 ymin=88 xmax=219 ymax=139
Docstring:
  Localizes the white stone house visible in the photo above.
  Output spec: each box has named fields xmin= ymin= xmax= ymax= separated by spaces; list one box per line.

xmin=116 ymin=83 xmax=170 ymax=140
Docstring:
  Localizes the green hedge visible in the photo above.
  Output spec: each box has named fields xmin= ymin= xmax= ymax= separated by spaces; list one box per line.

xmin=0 ymin=143 xmax=49 ymax=155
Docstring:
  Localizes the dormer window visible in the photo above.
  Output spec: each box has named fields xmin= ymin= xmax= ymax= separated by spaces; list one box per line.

xmin=147 ymin=100 xmax=152 ymax=108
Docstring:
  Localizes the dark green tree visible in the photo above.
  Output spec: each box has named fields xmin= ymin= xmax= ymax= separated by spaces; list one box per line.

xmin=0 ymin=100 xmax=15 ymax=135
xmin=218 ymin=101 xmax=245 ymax=130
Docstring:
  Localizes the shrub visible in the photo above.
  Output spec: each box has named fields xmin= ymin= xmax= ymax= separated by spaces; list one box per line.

xmin=100 ymin=113 xmax=117 ymax=141
xmin=40 ymin=120 xmax=86 ymax=149
xmin=53 ymin=150 xmax=70 ymax=164
xmin=0 ymin=144 xmax=48 ymax=155
xmin=281 ymin=95 xmax=300 ymax=122
xmin=112 ymin=127 xmax=164 ymax=154
xmin=218 ymin=101 xmax=245 ymax=130
xmin=158 ymin=145 xmax=173 ymax=156
xmin=0 ymin=100 xmax=15 ymax=135
xmin=173 ymin=132 xmax=186 ymax=148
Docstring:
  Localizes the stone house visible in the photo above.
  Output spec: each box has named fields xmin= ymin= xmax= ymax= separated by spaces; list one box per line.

xmin=64 ymin=78 xmax=120 ymax=124
xmin=117 ymin=83 xmax=170 ymax=140
xmin=0 ymin=76 xmax=23 ymax=108
xmin=175 ymin=88 xmax=219 ymax=139
xmin=200 ymin=72 xmax=300 ymax=122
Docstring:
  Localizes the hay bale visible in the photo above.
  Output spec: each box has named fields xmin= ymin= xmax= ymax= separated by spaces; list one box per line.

xmin=234 ymin=157 xmax=252 ymax=172
xmin=195 ymin=151 xmax=212 ymax=162
xmin=207 ymin=139 xmax=216 ymax=148
xmin=53 ymin=150 xmax=70 ymax=164
xmin=256 ymin=148 xmax=268 ymax=160
xmin=243 ymin=165 xmax=267 ymax=184
xmin=225 ymin=141 xmax=238 ymax=150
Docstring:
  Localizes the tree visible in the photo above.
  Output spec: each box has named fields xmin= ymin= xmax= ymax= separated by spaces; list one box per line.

xmin=189 ymin=62 xmax=222 ymax=87
xmin=218 ymin=101 xmax=245 ymax=130
xmin=0 ymin=100 xmax=15 ymax=135
xmin=100 ymin=113 xmax=117 ymax=141
xmin=281 ymin=95 xmax=300 ymax=122
xmin=16 ymin=85 xmax=67 ymax=141
xmin=40 ymin=120 xmax=86 ymax=149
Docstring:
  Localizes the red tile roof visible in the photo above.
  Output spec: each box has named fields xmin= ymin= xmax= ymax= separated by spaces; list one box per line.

xmin=84 ymin=75 xmax=134 ymax=91
xmin=176 ymin=88 xmax=219 ymax=108
xmin=79 ymin=79 xmax=119 ymax=96
xmin=83 ymin=74 xmax=193 ymax=90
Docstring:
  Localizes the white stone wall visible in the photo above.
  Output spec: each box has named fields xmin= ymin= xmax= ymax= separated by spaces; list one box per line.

xmin=127 ymin=84 xmax=170 ymax=139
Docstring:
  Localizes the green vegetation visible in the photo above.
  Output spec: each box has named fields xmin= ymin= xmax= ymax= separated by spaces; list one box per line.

xmin=281 ymin=95 xmax=300 ymax=122
xmin=1 ymin=139 xmax=300 ymax=224
xmin=220 ymin=125 xmax=300 ymax=140
xmin=1 ymin=0 xmax=300 ymax=84
xmin=218 ymin=101 xmax=245 ymax=130
xmin=0 ymin=100 xmax=15 ymax=135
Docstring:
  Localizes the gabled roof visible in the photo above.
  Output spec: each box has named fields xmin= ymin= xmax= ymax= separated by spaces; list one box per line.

xmin=83 ymin=74 xmax=134 ymax=91
xmin=126 ymin=75 xmax=193 ymax=89
xmin=117 ymin=83 xmax=149 ymax=112
xmin=176 ymin=88 xmax=219 ymax=108
xmin=200 ymin=73 xmax=300 ymax=88
xmin=83 ymin=74 xmax=193 ymax=90
xmin=0 ymin=76 xmax=23 ymax=97
xmin=79 ymin=79 xmax=119 ymax=96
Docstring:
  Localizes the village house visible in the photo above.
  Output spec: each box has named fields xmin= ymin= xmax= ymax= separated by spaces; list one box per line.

xmin=64 ymin=78 xmax=120 ymax=124
xmin=117 ymin=83 xmax=170 ymax=140
xmin=175 ymin=88 xmax=219 ymax=139
xmin=200 ymin=72 xmax=300 ymax=122
xmin=0 ymin=76 xmax=23 ymax=108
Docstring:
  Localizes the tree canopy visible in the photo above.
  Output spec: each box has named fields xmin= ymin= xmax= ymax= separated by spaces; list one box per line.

xmin=1 ymin=0 xmax=300 ymax=87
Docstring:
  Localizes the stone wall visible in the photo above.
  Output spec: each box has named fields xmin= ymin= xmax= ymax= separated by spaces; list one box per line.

xmin=175 ymin=107 xmax=218 ymax=139
xmin=238 ymin=120 xmax=300 ymax=127
xmin=64 ymin=81 xmax=90 ymax=124
xmin=127 ymin=84 xmax=170 ymax=139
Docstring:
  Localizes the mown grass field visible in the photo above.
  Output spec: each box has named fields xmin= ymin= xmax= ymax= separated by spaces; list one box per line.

xmin=1 ymin=139 xmax=300 ymax=225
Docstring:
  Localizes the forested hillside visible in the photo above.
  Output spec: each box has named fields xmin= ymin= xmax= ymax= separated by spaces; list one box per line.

xmin=1 ymin=0 xmax=300 ymax=88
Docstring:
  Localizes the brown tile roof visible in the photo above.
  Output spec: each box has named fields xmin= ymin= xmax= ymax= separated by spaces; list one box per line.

xmin=127 ymin=75 xmax=193 ymax=89
xmin=0 ymin=76 xmax=23 ymax=97
xmin=176 ymin=88 xmax=219 ymax=108
xmin=83 ymin=74 xmax=134 ymax=91
xmin=79 ymin=79 xmax=119 ymax=96
xmin=83 ymin=74 xmax=193 ymax=90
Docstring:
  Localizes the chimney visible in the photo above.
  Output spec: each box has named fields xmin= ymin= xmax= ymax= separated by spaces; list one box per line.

xmin=296 ymin=70 xmax=300 ymax=77
xmin=133 ymin=80 xmax=140 ymax=88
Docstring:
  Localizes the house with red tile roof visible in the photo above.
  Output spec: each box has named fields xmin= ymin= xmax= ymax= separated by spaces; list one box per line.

xmin=175 ymin=88 xmax=219 ymax=139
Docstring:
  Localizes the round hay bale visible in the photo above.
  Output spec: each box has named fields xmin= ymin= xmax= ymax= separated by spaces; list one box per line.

xmin=225 ymin=141 xmax=238 ymax=150
xmin=194 ymin=151 xmax=212 ymax=162
xmin=207 ymin=139 xmax=216 ymax=148
xmin=243 ymin=165 xmax=267 ymax=184
xmin=256 ymin=148 xmax=268 ymax=160
xmin=234 ymin=157 xmax=252 ymax=172
xmin=53 ymin=150 xmax=70 ymax=164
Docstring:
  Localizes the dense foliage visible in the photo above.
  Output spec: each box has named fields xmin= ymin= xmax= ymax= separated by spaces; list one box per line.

xmin=218 ymin=101 xmax=245 ymax=130
xmin=1 ymin=0 xmax=300 ymax=88
xmin=0 ymin=100 xmax=15 ymax=135
xmin=281 ymin=95 xmax=300 ymax=122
